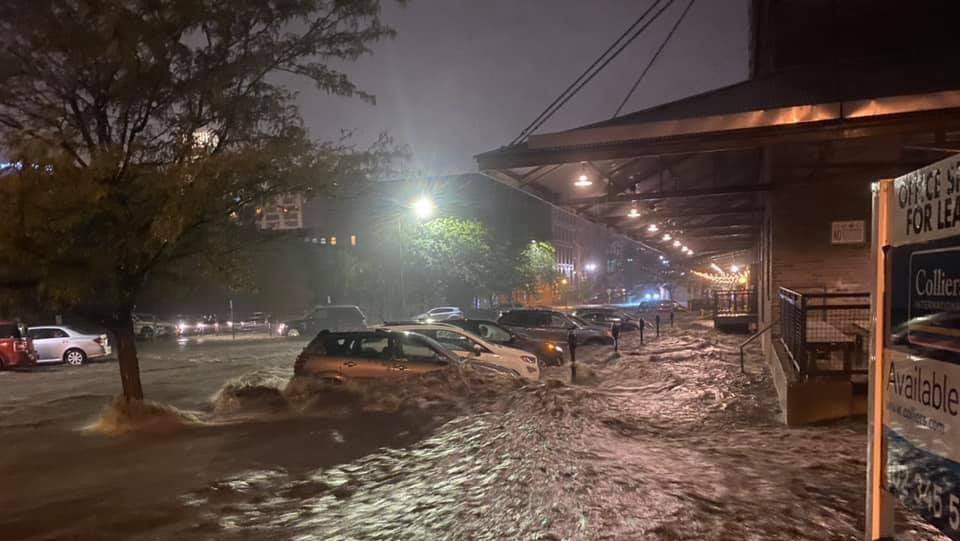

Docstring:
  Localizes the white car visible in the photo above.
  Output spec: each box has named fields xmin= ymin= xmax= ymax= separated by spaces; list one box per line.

xmin=27 ymin=325 xmax=112 ymax=365
xmin=414 ymin=307 xmax=464 ymax=322
xmin=377 ymin=324 xmax=540 ymax=381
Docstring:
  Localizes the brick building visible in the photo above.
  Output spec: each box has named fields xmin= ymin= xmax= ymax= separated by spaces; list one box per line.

xmin=477 ymin=0 xmax=960 ymax=423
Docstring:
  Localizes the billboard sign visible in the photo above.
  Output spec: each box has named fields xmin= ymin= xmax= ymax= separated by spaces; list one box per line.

xmin=874 ymin=154 xmax=960 ymax=540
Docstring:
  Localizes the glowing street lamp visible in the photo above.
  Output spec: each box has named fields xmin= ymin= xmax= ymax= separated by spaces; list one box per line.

xmin=412 ymin=196 xmax=435 ymax=220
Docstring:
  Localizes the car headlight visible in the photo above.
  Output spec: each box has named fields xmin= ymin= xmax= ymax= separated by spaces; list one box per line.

xmin=521 ymin=355 xmax=537 ymax=365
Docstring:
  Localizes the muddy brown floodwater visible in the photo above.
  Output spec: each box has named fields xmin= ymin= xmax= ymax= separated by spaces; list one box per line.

xmin=0 ymin=318 xmax=951 ymax=540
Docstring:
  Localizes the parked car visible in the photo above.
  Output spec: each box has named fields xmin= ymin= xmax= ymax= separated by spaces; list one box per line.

xmin=375 ymin=324 xmax=540 ymax=380
xmin=293 ymin=329 xmax=522 ymax=383
xmin=414 ymin=306 xmax=464 ymax=321
xmin=498 ymin=309 xmax=615 ymax=346
xmin=571 ymin=307 xmax=641 ymax=331
xmin=443 ymin=319 xmax=565 ymax=366
xmin=0 ymin=321 xmax=37 ymax=369
xmin=238 ymin=312 xmax=272 ymax=333
xmin=279 ymin=305 xmax=367 ymax=337
xmin=27 ymin=325 xmax=111 ymax=366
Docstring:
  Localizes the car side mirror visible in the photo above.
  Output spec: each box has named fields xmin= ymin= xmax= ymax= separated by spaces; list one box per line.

xmin=473 ymin=344 xmax=483 ymax=357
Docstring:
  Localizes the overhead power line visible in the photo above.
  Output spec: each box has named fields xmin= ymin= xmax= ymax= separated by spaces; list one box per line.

xmin=510 ymin=0 xmax=676 ymax=146
xmin=612 ymin=0 xmax=696 ymax=118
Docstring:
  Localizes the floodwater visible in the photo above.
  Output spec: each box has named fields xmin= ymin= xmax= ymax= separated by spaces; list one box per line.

xmin=0 ymin=320 xmax=948 ymax=540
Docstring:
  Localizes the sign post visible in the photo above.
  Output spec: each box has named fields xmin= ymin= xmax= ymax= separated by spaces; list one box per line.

xmin=869 ymin=154 xmax=960 ymax=540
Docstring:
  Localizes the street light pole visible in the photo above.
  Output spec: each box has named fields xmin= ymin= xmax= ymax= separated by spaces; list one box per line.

xmin=398 ymin=217 xmax=406 ymax=317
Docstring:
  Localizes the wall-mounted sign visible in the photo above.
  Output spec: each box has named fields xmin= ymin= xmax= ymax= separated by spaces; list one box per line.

xmin=831 ymin=220 xmax=865 ymax=244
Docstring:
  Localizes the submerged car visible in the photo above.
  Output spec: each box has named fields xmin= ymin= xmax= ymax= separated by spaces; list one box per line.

xmin=375 ymin=324 xmax=540 ymax=380
xmin=498 ymin=309 xmax=614 ymax=346
xmin=293 ymin=329 xmax=525 ymax=382
xmin=0 ymin=321 xmax=37 ymax=369
xmin=279 ymin=305 xmax=367 ymax=337
xmin=571 ymin=307 xmax=641 ymax=331
xmin=441 ymin=319 xmax=565 ymax=366
xmin=28 ymin=325 xmax=111 ymax=365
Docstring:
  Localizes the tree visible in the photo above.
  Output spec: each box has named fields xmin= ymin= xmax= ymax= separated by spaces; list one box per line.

xmin=0 ymin=0 xmax=401 ymax=400
xmin=517 ymin=241 xmax=559 ymax=294
xmin=406 ymin=217 xmax=493 ymax=308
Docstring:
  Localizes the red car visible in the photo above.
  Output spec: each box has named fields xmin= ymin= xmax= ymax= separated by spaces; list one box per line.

xmin=0 ymin=320 xmax=37 ymax=369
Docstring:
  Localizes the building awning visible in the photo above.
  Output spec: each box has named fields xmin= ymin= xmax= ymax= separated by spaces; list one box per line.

xmin=476 ymin=64 xmax=960 ymax=260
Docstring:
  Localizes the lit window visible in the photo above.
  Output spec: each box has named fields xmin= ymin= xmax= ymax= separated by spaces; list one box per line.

xmin=350 ymin=235 xmax=357 ymax=246
xmin=330 ymin=236 xmax=337 ymax=246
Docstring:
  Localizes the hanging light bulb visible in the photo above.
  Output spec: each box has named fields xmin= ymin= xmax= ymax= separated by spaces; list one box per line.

xmin=627 ymin=206 xmax=640 ymax=218
xmin=673 ymin=240 xmax=681 ymax=248
xmin=687 ymin=249 xmax=694 ymax=256
xmin=647 ymin=224 xmax=659 ymax=233
xmin=662 ymin=233 xmax=672 ymax=241
xmin=730 ymin=264 xmax=740 ymax=273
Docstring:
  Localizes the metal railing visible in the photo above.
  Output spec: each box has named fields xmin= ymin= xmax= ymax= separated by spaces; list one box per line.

xmin=779 ymin=287 xmax=870 ymax=378
xmin=713 ymin=288 xmax=757 ymax=318
xmin=739 ymin=319 xmax=778 ymax=374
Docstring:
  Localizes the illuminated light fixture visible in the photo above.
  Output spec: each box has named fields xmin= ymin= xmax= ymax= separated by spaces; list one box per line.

xmin=681 ymin=246 xmax=689 ymax=253
xmin=658 ymin=255 xmax=665 ymax=260
xmin=627 ymin=206 xmax=641 ymax=218
xmin=574 ymin=174 xmax=593 ymax=187
xmin=710 ymin=263 xmax=722 ymax=273
xmin=687 ymin=250 xmax=694 ymax=256
xmin=647 ymin=224 xmax=659 ymax=233
xmin=730 ymin=264 xmax=740 ymax=273
xmin=662 ymin=233 xmax=672 ymax=241
xmin=412 ymin=196 xmax=435 ymax=220
xmin=662 ymin=259 xmax=669 ymax=265
xmin=673 ymin=240 xmax=681 ymax=248
xmin=584 ymin=262 xmax=597 ymax=272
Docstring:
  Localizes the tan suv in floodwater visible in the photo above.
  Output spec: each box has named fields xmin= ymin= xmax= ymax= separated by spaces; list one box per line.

xmin=294 ymin=329 xmax=525 ymax=383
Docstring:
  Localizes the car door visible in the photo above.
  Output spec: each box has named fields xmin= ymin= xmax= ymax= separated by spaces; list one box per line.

xmin=341 ymin=334 xmax=392 ymax=378
xmin=394 ymin=333 xmax=449 ymax=375
xmin=29 ymin=328 xmax=67 ymax=362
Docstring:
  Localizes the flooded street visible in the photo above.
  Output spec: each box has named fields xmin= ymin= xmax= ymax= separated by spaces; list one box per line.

xmin=0 ymin=320 xmax=947 ymax=540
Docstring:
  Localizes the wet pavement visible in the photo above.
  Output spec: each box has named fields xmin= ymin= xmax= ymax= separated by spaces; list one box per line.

xmin=0 ymin=318 xmax=949 ymax=540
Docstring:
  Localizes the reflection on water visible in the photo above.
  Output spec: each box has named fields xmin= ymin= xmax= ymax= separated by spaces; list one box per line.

xmin=0 ymin=323 xmax=950 ymax=540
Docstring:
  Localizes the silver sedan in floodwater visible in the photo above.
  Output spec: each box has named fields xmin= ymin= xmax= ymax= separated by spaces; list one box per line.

xmin=27 ymin=325 xmax=112 ymax=366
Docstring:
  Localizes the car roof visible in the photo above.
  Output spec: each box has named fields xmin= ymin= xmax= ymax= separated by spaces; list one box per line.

xmin=375 ymin=324 xmax=496 ymax=348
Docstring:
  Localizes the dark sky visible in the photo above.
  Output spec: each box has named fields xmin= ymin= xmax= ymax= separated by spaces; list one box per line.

xmin=294 ymin=0 xmax=750 ymax=175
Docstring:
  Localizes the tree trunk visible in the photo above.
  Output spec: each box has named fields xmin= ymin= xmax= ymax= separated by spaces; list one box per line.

xmin=106 ymin=311 xmax=144 ymax=401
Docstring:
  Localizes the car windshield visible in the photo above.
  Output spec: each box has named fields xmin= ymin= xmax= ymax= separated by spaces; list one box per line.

xmin=569 ymin=315 xmax=592 ymax=327
xmin=0 ymin=323 xmax=21 ymax=339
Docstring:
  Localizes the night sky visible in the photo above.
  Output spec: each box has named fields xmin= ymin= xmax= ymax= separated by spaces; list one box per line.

xmin=291 ymin=0 xmax=750 ymax=175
